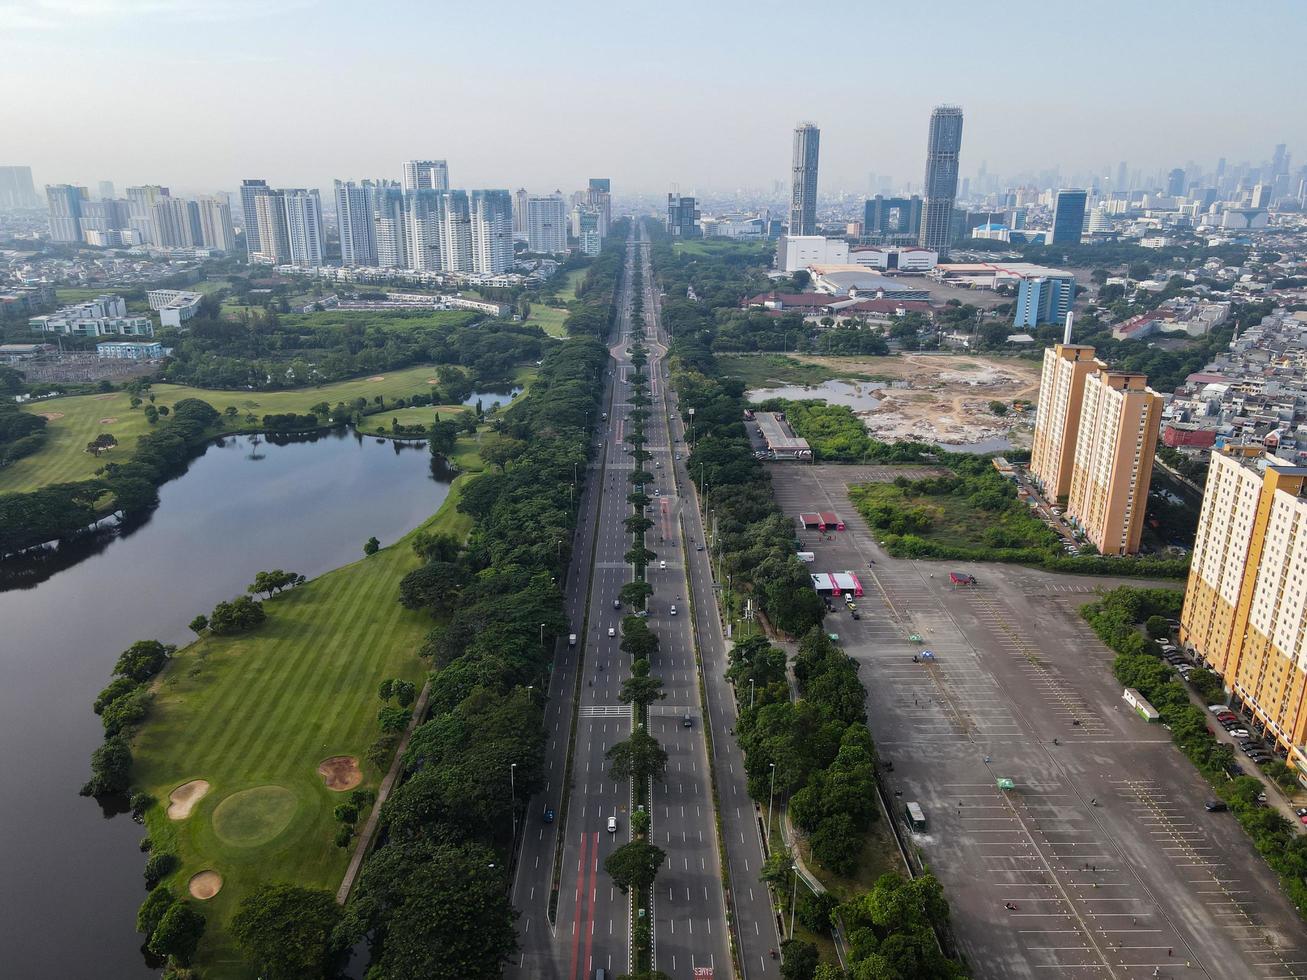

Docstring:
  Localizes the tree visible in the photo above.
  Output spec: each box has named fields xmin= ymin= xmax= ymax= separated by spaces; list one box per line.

xmin=148 ymin=902 xmax=206 ymax=966
xmin=398 ymin=561 xmax=467 ymax=613
xmin=606 ymin=727 xmax=668 ymax=785
xmin=604 ymin=840 xmax=665 ymax=894
xmin=187 ymin=615 xmax=208 ymax=636
xmin=619 ymin=667 xmax=666 ymax=713
xmin=1145 ymin=615 xmax=1171 ymax=640
xmin=136 ymin=885 xmax=176 ymax=938
xmin=364 ymin=536 xmax=380 ymax=556
xmin=231 ymin=884 xmax=341 ymax=980
xmin=780 ymin=938 xmax=818 ymax=980
xmin=113 ymin=640 xmax=172 ymax=682
xmin=428 ymin=419 xmax=459 ymax=457
xmin=208 ymin=595 xmax=266 ymax=635
xmin=619 ymin=580 xmax=654 ymax=609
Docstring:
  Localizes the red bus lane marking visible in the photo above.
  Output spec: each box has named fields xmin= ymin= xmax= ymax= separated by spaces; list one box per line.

xmin=569 ymin=832 xmax=588 ymax=980
xmin=583 ymin=832 xmax=600 ymax=978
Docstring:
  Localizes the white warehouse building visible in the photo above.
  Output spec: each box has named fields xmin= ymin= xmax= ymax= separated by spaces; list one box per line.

xmin=776 ymin=235 xmax=849 ymax=273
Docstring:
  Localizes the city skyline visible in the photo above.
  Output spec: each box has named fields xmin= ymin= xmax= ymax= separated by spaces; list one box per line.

xmin=3 ymin=0 xmax=1304 ymax=194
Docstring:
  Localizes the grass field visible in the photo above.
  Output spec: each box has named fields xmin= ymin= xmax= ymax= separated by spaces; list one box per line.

xmin=556 ymin=267 xmax=587 ymax=303
xmin=0 ymin=364 xmax=472 ymax=494
xmin=134 ymin=437 xmax=481 ymax=976
xmin=525 ymin=304 xmax=569 ymax=337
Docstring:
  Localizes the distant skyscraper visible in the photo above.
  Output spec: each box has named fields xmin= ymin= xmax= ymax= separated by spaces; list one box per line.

xmin=97 ymin=180 xmax=115 ymax=202
xmin=471 ymin=189 xmax=514 ymax=273
xmin=919 ymin=105 xmax=964 ymax=256
xmin=587 ymin=178 xmax=612 ymax=237
xmin=240 ymin=179 xmax=270 ymax=260
xmin=525 ymin=192 xmax=568 ymax=253
xmin=334 ymin=180 xmax=379 ymax=267
xmin=1050 ymin=189 xmax=1087 ymax=245
xmin=126 ymin=185 xmax=170 ymax=245
xmin=402 ymin=160 xmax=449 ymax=192
xmin=1115 ymin=161 xmax=1128 ymax=193
xmin=45 ymin=184 xmax=87 ymax=242
xmin=1272 ymin=143 xmax=1289 ymax=176
xmin=0 ymin=166 xmax=41 ymax=209
xmin=576 ymin=208 xmax=602 ymax=256
xmin=1166 ymin=168 xmax=1186 ymax=197
xmin=1250 ymin=183 xmax=1272 ymax=209
xmin=790 ymin=122 xmax=820 ymax=236
xmin=667 ymin=194 xmax=700 ymax=238
xmin=283 ymin=189 xmax=324 ymax=267
xmin=864 ymin=195 xmax=922 ymax=240
xmin=196 ymin=197 xmax=235 ymax=251
xmin=513 ymin=188 xmax=529 ymax=237
xmin=372 ymin=184 xmax=408 ymax=268
xmin=252 ymin=190 xmax=290 ymax=264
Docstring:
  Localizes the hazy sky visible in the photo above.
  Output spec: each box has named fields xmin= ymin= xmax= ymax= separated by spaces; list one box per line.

xmin=3 ymin=0 xmax=1305 ymax=197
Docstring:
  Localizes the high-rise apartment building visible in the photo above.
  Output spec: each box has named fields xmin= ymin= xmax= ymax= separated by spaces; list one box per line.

xmin=1180 ymin=446 xmax=1307 ymax=771
xmin=402 ymin=160 xmax=449 ymax=192
xmin=334 ymin=180 xmax=379 ymax=267
xmin=252 ymin=190 xmax=290 ymax=264
xmin=1250 ymin=183 xmax=1273 ymax=209
xmin=153 ymin=196 xmax=203 ymax=248
xmin=97 ymin=180 xmax=116 ymax=202
xmin=196 ymin=196 xmax=236 ymax=252
xmin=471 ymin=189 xmax=515 ymax=273
xmin=790 ymin=122 xmax=820 ymax=236
xmin=1065 ymin=369 xmax=1162 ymax=556
xmin=406 ymin=188 xmax=445 ymax=272
xmin=442 ymin=190 xmax=474 ymax=272
xmin=1 ymin=166 xmax=41 ymax=209
xmin=1050 ymin=189 xmax=1087 ymax=244
xmin=575 ymin=208 xmax=602 ymax=256
xmin=372 ymin=184 xmax=408 ymax=269
xmin=126 ymin=185 xmax=170 ymax=245
xmin=667 ymin=194 xmax=700 ymax=238
xmin=283 ymin=189 xmax=324 ymax=267
xmin=919 ymin=105 xmax=964 ymax=256
xmin=1166 ymin=168 xmax=1186 ymax=196
xmin=1013 ymin=272 xmax=1076 ymax=328
xmin=240 ymin=179 xmax=270 ymax=259
xmin=79 ymin=199 xmax=130 ymax=237
xmin=45 ymin=184 xmax=88 ymax=242
xmin=525 ymin=192 xmax=568 ymax=254
xmin=1030 ymin=344 xmax=1099 ymax=501
xmin=863 ymin=195 xmax=922 ymax=240
xmin=1271 ymin=144 xmax=1289 ymax=177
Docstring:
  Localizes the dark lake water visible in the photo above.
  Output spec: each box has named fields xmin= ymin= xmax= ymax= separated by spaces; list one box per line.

xmin=0 ymin=429 xmax=451 ymax=978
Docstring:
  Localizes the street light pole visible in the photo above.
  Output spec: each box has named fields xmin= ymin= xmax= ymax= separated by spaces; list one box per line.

xmin=789 ymin=861 xmax=798 ymax=936
xmin=750 ymin=677 xmax=755 ymax=710
xmin=509 ymin=762 xmax=517 ymax=843
xmin=767 ymin=762 xmax=777 ymax=852
xmin=539 ymin=622 xmax=545 ymax=646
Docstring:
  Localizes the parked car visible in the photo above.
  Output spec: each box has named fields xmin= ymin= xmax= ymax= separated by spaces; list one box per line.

xmin=1229 ymin=729 xmax=1250 ymax=739
xmin=851 ymin=611 xmax=861 ymax=620
xmin=1204 ymin=800 xmax=1228 ymax=812
xmin=1208 ymin=704 xmax=1230 ymax=714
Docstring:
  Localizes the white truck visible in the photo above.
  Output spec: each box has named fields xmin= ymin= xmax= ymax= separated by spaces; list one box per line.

xmin=568 ymin=633 xmax=577 ymax=647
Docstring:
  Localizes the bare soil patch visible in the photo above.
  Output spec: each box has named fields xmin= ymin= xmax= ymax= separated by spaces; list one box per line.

xmin=188 ymin=870 xmax=222 ymax=900
xmin=98 ymin=417 xmax=118 ymax=424
xmin=367 ymin=375 xmax=386 ymax=382
xmin=427 ymin=378 xmax=439 ymax=385
xmin=93 ymin=393 xmax=114 ymax=400
xmin=167 ymin=779 xmax=211 ymax=820
xmin=38 ymin=412 xmax=65 ymax=420
xmin=317 ymin=755 xmax=362 ymax=791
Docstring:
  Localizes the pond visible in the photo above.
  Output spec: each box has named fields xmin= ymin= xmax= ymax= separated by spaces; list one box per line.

xmin=747 ymin=379 xmax=884 ymax=411
xmin=0 ymin=429 xmax=452 ymax=978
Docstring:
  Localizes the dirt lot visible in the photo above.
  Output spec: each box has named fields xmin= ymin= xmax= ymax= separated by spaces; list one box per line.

xmin=794 ymin=353 xmax=1040 ymax=448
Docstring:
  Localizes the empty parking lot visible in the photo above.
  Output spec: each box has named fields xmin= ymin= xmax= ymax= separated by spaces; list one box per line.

xmin=770 ymin=463 xmax=1307 ymax=979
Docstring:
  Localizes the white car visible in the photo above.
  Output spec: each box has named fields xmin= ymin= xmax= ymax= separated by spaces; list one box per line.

xmin=670 ymin=605 xmax=677 ymax=616
xmin=606 ymin=815 xmax=618 ymax=833
xmin=607 ymin=626 xmax=616 ymax=637
xmin=659 ymin=560 xmax=667 ymax=570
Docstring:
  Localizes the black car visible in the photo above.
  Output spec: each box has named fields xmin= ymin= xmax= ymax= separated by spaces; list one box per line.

xmin=542 ymin=807 xmax=555 ymax=823
xmin=1204 ymin=800 xmax=1228 ymax=812
xmin=850 ymin=611 xmax=861 ymax=620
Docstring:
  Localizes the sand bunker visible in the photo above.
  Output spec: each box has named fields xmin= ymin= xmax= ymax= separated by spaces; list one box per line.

xmin=317 ymin=756 xmax=363 ymax=791
xmin=38 ymin=412 xmax=64 ymax=420
xmin=98 ymin=417 xmax=118 ymax=424
xmin=188 ymin=870 xmax=222 ymax=900
xmin=368 ymin=375 xmax=386 ymax=381
xmin=167 ymin=779 xmax=211 ymax=820
xmin=427 ymin=378 xmax=439 ymax=385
